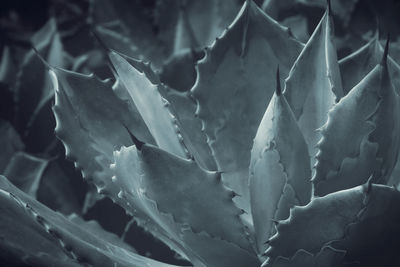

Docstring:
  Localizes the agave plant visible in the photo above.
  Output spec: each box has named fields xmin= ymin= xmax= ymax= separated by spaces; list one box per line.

xmin=1 ymin=0 xmax=400 ymax=266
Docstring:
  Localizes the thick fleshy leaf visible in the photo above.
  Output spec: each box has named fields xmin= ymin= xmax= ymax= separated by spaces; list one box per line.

xmin=51 ymin=66 xmax=153 ymax=194
xmin=340 ymin=38 xmax=400 ymax=188
xmin=265 ymin=184 xmax=400 ymax=267
xmin=0 ymin=175 xmax=180 ymax=267
xmin=250 ymin=82 xmax=311 ymax=254
xmin=4 ymin=152 xmax=48 ymax=197
xmin=339 ymin=37 xmax=400 ymax=95
xmin=129 ymin=144 xmax=250 ymax=249
xmin=109 ymin=51 xmax=190 ymax=159
xmin=191 ymin=0 xmax=304 ymax=214
xmin=157 ymin=87 xmax=217 ymax=172
xmin=112 ymin=145 xmax=260 ymax=267
xmin=313 ymin=48 xmax=400 ymax=196
xmin=283 ymin=8 xmax=343 ymax=172
xmin=0 ymin=120 xmax=24 ymax=173
xmin=113 ymin=52 xmax=217 ymax=171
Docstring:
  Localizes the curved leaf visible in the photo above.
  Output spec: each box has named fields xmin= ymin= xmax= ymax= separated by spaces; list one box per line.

xmin=265 ymin=183 xmax=400 ymax=267
xmin=250 ymin=79 xmax=311 ymax=254
xmin=313 ymin=46 xmax=400 ymax=196
xmin=112 ymin=145 xmax=260 ymax=267
xmin=283 ymin=8 xmax=343 ymax=172
xmin=51 ymin=67 xmax=153 ymax=193
xmin=192 ymin=0 xmax=304 ymax=215
xmin=0 ymin=175 xmax=180 ymax=267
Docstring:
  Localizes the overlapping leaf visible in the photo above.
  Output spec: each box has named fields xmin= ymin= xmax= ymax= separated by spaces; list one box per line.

xmin=192 ymin=0 xmax=304 ymax=214
xmin=264 ymin=183 xmax=400 ymax=267
xmin=109 ymin=51 xmax=216 ymax=170
xmin=109 ymin=51 xmax=190 ymax=159
xmin=0 ymin=175 xmax=180 ymax=267
xmin=313 ymin=43 xmax=400 ymax=196
xmin=250 ymin=76 xmax=311 ymax=254
xmin=283 ymin=7 xmax=343 ymax=171
xmin=52 ymin=66 xmax=153 ymax=194
xmin=112 ymin=144 xmax=259 ymax=267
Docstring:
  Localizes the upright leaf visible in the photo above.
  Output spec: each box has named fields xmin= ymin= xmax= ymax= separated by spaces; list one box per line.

xmin=283 ymin=7 xmax=343 ymax=172
xmin=250 ymin=73 xmax=311 ymax=253
xmin=192 ymin=0 xmax=303 ymax=214
xmin=313 ymin=41 xmax=400 ymax=196
xmin=265 ymin=183 xmax=400 ymax=267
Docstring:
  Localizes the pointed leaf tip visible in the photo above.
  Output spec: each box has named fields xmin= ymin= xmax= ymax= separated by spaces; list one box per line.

xmin=123 ymin=125 xmax=144 ymax=150
xmin=91 ymin=30 xmax=119 ymax=75
xmin=31 ymin=45 xmax=51 ymax=70
xmin=276 ymin=66 xmax=282 ymax=96
xmin=327 ymin=0 xmax=332 ymax=14
xmin=381 ymin=33 xmax=390 ymax=66
xmin=91 ymin=29 xmax=111 ymax=53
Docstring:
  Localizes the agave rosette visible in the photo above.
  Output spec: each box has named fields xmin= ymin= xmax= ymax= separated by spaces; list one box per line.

xmin=1 ymin=0 xmax=400 ymax=266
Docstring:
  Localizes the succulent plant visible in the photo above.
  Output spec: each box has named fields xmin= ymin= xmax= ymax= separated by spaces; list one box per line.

xmin=1 ymin=0 xmax=400 ymax=266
